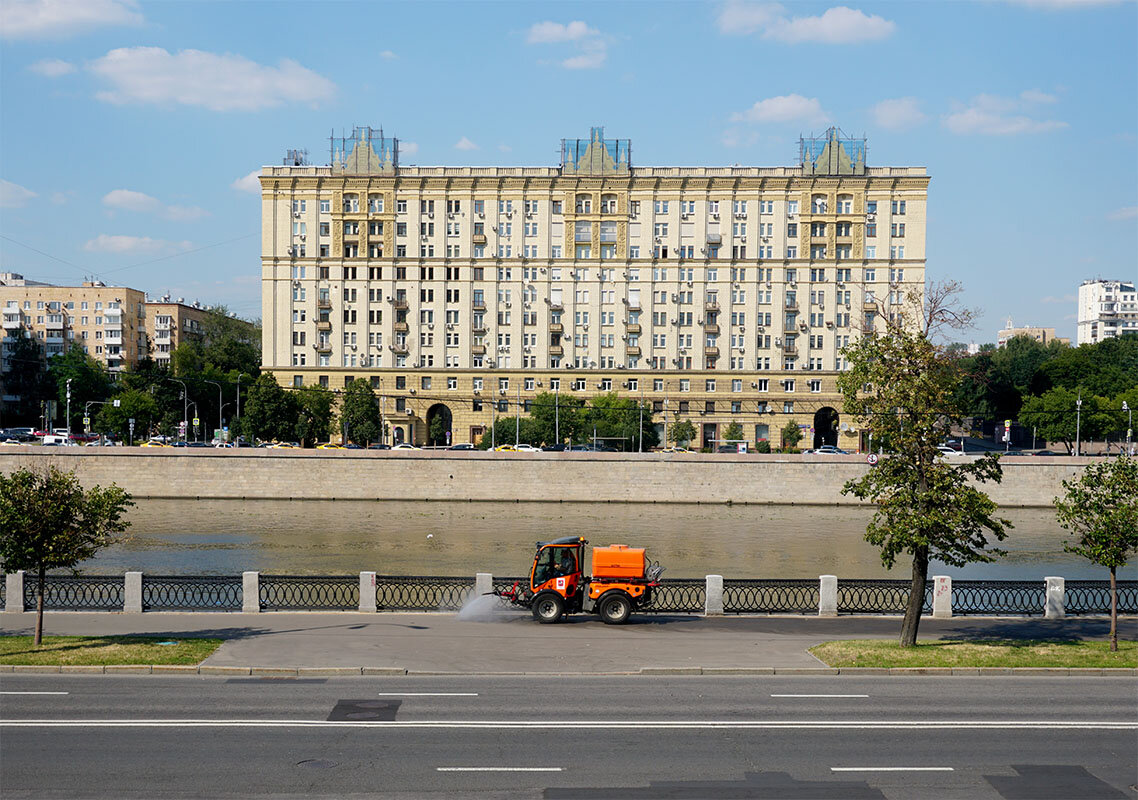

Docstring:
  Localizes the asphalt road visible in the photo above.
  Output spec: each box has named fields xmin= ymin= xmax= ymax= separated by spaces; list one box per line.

xmin=2 ymin=674 xmax=1135 ymax=798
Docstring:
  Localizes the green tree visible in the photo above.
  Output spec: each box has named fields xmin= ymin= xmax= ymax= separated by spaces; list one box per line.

xmin=780 ymin=420 xmax=803 ymax=451
xmin=722 ymin=421 xmax=744 ymax=444
xmin=200 ymin=306 xmax=261 ymax=377
xmin=0 ymin=465 xmax=133 ymax=644
xmin=294 ymin=384 xmax=334 ymax=447
xmin=48 ymin=347 xmax=112 ymax=432
xmin=239 ymin=374 xmax=298 ymax=443
xmin=586 ymin=392 xmax=657 ymax=451
xmin=1019 ymin=389 xmax=1115 ymax=454
xmin=340 ymin=379 xmax=382 ymax=444
xmin=1 ymin=328 xmax=52 ymax=424
xmin=837 ymin=289 xmax=1011 ymax=647
xmin=528 ymin=391 xmax=587 ymax=445
xmin=93 ymin=389 xmax=160 ymax=442
xmin=668 ymin=419 xmax=696 ymax=447
xmin=1034 ymin=336 xmax=1138 ymax=397
xmin=1054 ymin=457 xmax=1138 ymax=651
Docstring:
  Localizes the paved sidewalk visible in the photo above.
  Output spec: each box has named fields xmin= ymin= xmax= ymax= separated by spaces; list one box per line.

xmin=2 ymin=611 xmax=1133 ymax=673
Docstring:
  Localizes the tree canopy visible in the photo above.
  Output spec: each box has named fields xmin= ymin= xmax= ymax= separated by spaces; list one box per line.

xmin=0 ymin=465 xmax=132 ymax=644
xmin=340 ymin=379 xmax=382 ymax=444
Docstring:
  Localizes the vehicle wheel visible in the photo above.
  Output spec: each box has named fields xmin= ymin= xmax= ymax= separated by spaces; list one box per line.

xmin=598 ymin=592 xmax=632 ymax=625
xmin=532 ymin=592 xmax=564 ymax=624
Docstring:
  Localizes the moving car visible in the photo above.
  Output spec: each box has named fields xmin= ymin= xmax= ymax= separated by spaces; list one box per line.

xmin=316 ymin=443 xmax=344 ymax=450
xmin=513 ymin=443 xmax=541 ymax=452
xmin=391 ymin=443 xmax=420 ymax=450
xmin=813 ymin=445 xmax=849 ymax=455
xmin=447 ymin=443 xmax=474 ymax=451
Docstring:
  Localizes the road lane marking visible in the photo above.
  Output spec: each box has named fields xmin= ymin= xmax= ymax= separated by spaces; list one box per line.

xmin=437 ymin=767 xmax=562 ymax=772
xmin=376 ymin=693 xmax=478 ymax=697
xmin=0 ymin=720 xmax=1133 ymax=730
xmin=832 ymin=767 xmax=954 ymax=772
xmin=771 ymin=694 xmax=869 ymax=698
xmin=0 ymin=692 xmax=69 ymax=695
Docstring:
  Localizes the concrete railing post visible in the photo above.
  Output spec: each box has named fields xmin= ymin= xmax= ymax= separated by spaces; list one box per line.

xmin=124 ymin=571 xmax=143 ymax=613
xmin=819 ymin=575 xmax=837 ymax=617
xmin=932 ymin=575 xmax=952 ymax=619
xmin=359 ymin=571 xmax=377 ymax=612
xmin=242 ymin=571 xmax=260 ymax=613
xmin=704 ymin=575 xmax=724 ymax=616
xmin=1045 ymin=576 xmax=1065 ymax=619
xmin=475 ymin=572 xmax=493 ymax=597
xmin=5 ymin=571 xmax=24 ymax=613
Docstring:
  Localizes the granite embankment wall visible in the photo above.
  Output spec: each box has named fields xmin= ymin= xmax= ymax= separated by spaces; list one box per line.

xmin=0 ymin=448 xmax=1084 ymax=507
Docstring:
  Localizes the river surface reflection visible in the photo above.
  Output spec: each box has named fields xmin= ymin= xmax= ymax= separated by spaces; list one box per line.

xmin=79 ymin=499 xmax=1137 ymax=581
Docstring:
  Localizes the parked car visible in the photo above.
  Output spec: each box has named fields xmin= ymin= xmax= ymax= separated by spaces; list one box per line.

xmin=268 ymin=442 xmax=299 ymax=449
xmin=660 ymin=447 xmax=694 ymax=453
xmin=513 ymin=443 xmax=541 ymax=452
xmin=367 ymin=443 xmax=392 ymax=450
xmin=814 ymin=445 xmax=849 ymax=455
xmin=391 ymin=443 xmax=420 ymax=450
xmin=212 ymin=441 xmax=234 ymax=448
xmin=493 ymin=444 xmax=517 ymax=452
xmin=316 ymin=443 xmax=344 ymax=450
xmin=540 ymin=443 xmax=567 ymax=452
xmin=447 ymin=443 xmax=474 ymax=451
xmin=344 ymin=443 xmax=363 ymax=450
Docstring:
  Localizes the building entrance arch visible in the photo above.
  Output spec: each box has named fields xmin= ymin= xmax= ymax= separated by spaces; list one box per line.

xmin=813 ymin=407 xmax=839 ymax=449
xmin=426 ymin=403 xmax=453 ymax=446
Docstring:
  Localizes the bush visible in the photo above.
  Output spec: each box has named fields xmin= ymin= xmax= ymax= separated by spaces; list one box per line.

xmin=755 ymin=440 xmax=771 ymax=453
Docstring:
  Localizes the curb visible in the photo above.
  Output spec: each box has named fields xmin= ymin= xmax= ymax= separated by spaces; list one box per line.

xmin=0 ymin=665 xmax=1134 ymax=676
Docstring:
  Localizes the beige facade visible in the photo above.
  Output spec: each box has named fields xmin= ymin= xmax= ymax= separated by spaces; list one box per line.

xmin=261 ymin=127 xmax=928 ymax=448
xmin=144 ymin=299 xmax=209 ymax=366
xmin=996 ymin=321 xmax=1069 ymax=348
xmin=1 ymin=278 xmax=147 ymax=371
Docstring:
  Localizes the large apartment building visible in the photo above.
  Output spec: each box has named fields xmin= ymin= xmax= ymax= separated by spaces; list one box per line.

xmin=144 ymin=296 xmax=209 ymax=367
xmin=1 ymin=275 xmax=147 ymax=372
xmin=1077 ymin=279 xmax=1137 ymax=345
xmin=261 ymin=127 xmax=928 ymax=449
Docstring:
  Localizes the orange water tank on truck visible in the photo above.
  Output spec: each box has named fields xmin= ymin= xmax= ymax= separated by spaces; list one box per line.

xmin=494 ymin=537 xmax=665 ymax=624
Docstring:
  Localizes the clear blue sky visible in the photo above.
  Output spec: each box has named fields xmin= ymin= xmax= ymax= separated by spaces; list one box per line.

xmin=1 ymin=0 xmax=1135 ymax=340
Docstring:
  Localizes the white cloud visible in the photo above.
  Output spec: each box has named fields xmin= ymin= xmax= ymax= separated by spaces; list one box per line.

xmin=717 ymin=2 xmax=896 ymax=43
xmin=943 ymin=91 xmax=1067 ymax=135
xmin=101 ymin=188 xmax=208 ymax=221
xmin=0 ymin=179 xmax=37 ymax=208
xmin=730 ymin=94 xmax=829 ymax=125
xmin=526 ymin=20 xmax=597 ymax=43
xmin=89 ymin=47 xmax=336 ymax=111
xmin=527 ymin=19 xmax=608 ymax=69
xmin=871 ymin=97 xmax=927 ymax=131
xmin=399 ymin=141 xmax=419 ymax=157
xmin=83 ymin=234 xmax=191 ymax=254
xmin=1107 ymin=206 xmax=1138 ymax=221
xmin=454 ymin=137 xmax=479 ymax=151
xmin=497 ymin=144 xmax=512 ymax=153
xmin=27 ymin=57 xmax=75 ymax=77
xmin=231 ymin=170 xmax=261 ymax=194
xmin=1 ymin=0 xmax=141 ymax=39
xmin=50 ymin=190 xmax=74 ymax=205
xmin=379 ymin=50 xmax=397 ymax=60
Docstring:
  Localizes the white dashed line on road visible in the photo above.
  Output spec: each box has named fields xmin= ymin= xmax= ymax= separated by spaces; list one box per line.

xmin=376 ymin=693 xmax=479 ymax=697
xmin=771 ymin=694 xmax=869 ymax=698
xmin=0 ymin=692 xmax=70 ymax=695
xmin=832 ymin=767 xmax=955 ymax=772
xmin=437 ymin=767 xmax=562 ymax=772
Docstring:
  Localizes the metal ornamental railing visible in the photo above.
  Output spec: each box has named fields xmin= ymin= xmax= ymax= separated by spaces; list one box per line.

xmin=141 ymin=576 xmax=242 ymax=611
xmin=22 ymin=575 xmax=124 ymax=611
xmin=375 ymin=576 xmax=475 ymax=611
xmin=260 ymin=575 xmax=358 ymax=610
xmin=1064 ymin=580 xmax=1138 ymax=616
xmin=725 ymin=579 xmax=820 ymax=613
xmin=951 ymin=580 xmax=1046 ymax=616
xmin=838 ymin=579 xmax=933 ymax=614
xmin=642 ymin=579 xmax=705 ymax=612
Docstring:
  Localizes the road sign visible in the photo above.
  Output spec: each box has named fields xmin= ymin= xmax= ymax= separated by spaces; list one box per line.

xmin=866 ymin=453 xmax=879 ymax=465
xmin=193 ymin=417 xmax=200 ymax=427
xmin=82 ymin=416 xmax=90 ymax=426
xmin=113 ymin=399 xmax=121 ymax=407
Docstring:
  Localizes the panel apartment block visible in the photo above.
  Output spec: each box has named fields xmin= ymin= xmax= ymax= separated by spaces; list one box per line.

xmin=260 ymin=127 xmax=929 ymax=449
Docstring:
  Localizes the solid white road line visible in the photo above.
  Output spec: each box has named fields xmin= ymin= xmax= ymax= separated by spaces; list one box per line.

xmin=771 ymin=694 xmax=869 ymax=698
xmin=437 ymin=767 xmax=562 ymax=772
xmin=0 ymin=692 xmax=70 ymax=696
xmin=832 ymin=767 xmax=955 ymax=772
xmin=376 ymin=693 xmax=478 ymax=697
xmin=0 ymin=719 xmax=1133 ymax=730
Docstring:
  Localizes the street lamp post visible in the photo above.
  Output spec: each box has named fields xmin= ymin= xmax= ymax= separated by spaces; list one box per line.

xmin=166 ymin=378 xmax=188 ymax=439
xmin=515 ymin=381 xmax=521 ymax=447
xmin=65 ymin=378 xmax=72 ymax=436
xmin=235 ymin=373 xmax=245 ymax=424
xmin=1124 ymin=400 xmax=1132 ymax=456
xmin=554 ymin=388 xmax=559 ymax=445
xmin=1076 ymin=393 xmax=1082 ymax=457
xmin=205 ymin=380 xmax=223 ymax=442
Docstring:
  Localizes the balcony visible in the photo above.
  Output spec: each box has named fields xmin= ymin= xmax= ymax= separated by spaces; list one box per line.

xmin=102 ymin=329 xmax=122 ymax=345
xmin=473 ymin=301 xmax=486 ymax=311
xmin=782 ymin=344 xmax=798 ymax=356
xmin=863 ymin=300 xmax=878 ymax=311
xmin=548 ymin=301 xmax=563 ymax=311
xmin=704 ymin=346 xmax=720 ymax=358
xmin=317 ymin=299 xmax=333 ymax=310
xmin=703 ymin=323 xmax=720 ymax=334
xmin=390 ymin=342 xmax=409 ymax=355
xmin=785 ymin=300 xmax=798 ymax=311
xmin=315 ymin=342 xmax=332 ymax=354
xmin=393 ymin=298 xmax=409 ymax=310
xmin=705 ymin=301 xmax=720 ymax=312
xmin=46 ymin=330 xmax=66 ymax=344
xmin=706 ymin=233 xmax=722 ymax=245
xmin=625 ymin=323 xmax=640 ymax=334
xmin=626 ymin=345 xmax=641 ymax=356
xmin=472 ymin=344 xmax=486 ymax=355
xmin=316 ymin=320 xmax=332 ymax=331
xmin=394 ymin=321 xmax=409 ymax=333
xmin=103 ymin=307 xmax=123 ymax=319
xmin=154 ymin=319 xmax=172 ymax=331
xmin=473 ymin=234 xmax=487 ymax=245
xmin=549 ymin=322 xmax=564 ymax=334
xmin=549 ymin=345 xmax=563 ymax=356
xmin=2 ymin=313 xmax=22 ymax=329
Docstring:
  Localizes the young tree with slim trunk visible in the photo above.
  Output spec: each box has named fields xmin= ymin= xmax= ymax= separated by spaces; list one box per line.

xmin=0 ymin=466 xmax=132 ymax=645
xmin=1054 ymin=456 xmax=1138 ymax=652
xmin=668 ymin=419 xmax=696 ymax=448
xmin=838 ymin=281 xmax=1012 ymax=647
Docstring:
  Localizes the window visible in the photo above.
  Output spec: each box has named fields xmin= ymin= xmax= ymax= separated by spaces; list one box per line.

xmin=705 ymin=379 xmax=716 ymax=392
xmin=760 ymin=200 xmax=774 ymax=214
xmin=732 ymin=200 xmax=747 ymax=215
xmin=368 ymin=195 xmax=383 ymax=213
xmin=320 ymin=200 xmax=330 ymax=213
xmin=787 ymin=200 xmax=799 ymax=215
xmin=866 ymin=201 xmax=877 ymax=214
xmin=654 ymin=200 xmax=669 ymax=214
xmin=890 ymin=245 xmax=905 ymax=259
xmin=575 ymin=194 xmax=592 ymax=214
xmin=837 ymin=195 xmax=852 ymax=214
xmin=891 ymin=200 xmax=906 ymax=215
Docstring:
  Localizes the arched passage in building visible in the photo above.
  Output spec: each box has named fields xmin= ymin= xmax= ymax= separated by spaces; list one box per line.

xmin=392 ymin=426 xmax=405 ymax=445
xmin=813 ymin=407 xmax=839 ymax=449
xmin=426 ymin=403 xmax=453 ymax=447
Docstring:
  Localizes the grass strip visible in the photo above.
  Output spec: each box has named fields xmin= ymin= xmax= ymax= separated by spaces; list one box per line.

xmin=0 ymin=635 xmax=222 ymax=666
xmin=810 ymin=639 xmax=1137 ymax=669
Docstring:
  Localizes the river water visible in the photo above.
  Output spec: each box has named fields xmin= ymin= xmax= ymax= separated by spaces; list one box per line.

xmin=78 ymin=499 xmax=1135 ymax=581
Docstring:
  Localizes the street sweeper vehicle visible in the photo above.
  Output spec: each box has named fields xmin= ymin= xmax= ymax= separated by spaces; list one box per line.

xmin=494 ymin=536 xmax=664 ymax=624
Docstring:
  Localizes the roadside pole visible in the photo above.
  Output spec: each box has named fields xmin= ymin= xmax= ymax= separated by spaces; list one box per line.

xmin=65 ymin=378 xmax=72 ymax=437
